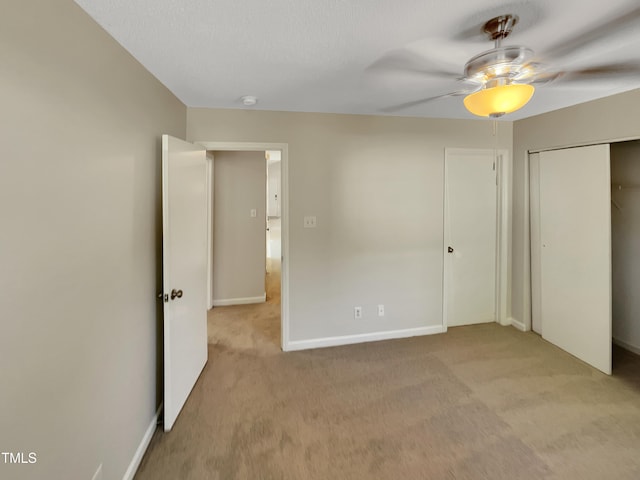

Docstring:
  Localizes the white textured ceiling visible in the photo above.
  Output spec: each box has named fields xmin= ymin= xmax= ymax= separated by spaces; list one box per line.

xmin=74 ymin=0 xmax=640 ymax=120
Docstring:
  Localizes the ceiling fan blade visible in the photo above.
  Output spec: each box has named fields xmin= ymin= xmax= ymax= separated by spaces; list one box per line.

xmin=380 ymin=91 xmax=471 ymax=113
xmin=529 ymin=72 xmax=564 ymax=86
xmin=514 ymin=64 xmax=563 ymax=85
xmin=562 ymin=62 xmax=640 ymax=80
xmin=368 ymin=48 xmax=461 ymax=80
xmin=525 ymin=62 xmax=640 ymax=86
xmin=542 ymin=5 xmax=640 ymax=63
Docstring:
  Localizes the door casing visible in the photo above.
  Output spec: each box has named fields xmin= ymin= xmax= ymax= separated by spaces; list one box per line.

xmin=196 ymin=141 xmax=290 ymax=351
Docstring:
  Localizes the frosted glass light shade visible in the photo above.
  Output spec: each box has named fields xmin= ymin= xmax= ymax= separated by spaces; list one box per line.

xmin=464 ymin=84 xmax=535 ymax=117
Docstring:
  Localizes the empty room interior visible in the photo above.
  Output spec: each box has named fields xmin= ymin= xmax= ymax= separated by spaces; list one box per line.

xmin=3 ymin=1 xmax=640 ymax=479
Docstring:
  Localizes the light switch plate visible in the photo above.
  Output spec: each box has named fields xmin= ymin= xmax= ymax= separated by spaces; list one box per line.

xmin=304 ymin=216 xmax=317 ymax=228
xmin=250 ymin=209 xmax=257 ymax=218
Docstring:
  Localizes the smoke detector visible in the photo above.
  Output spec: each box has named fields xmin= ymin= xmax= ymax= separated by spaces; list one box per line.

xmin=241 ymin=95 xmax=258 ymax=106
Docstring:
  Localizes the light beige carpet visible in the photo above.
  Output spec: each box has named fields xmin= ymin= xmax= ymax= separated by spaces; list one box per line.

xmin=136 ymin=278 xmax=640 ymax=479
xmin=204 ymin=257 xmax=281 ymax=353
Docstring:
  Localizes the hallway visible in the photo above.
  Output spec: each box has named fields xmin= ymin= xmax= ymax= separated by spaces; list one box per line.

xmin=207 ymin=217 xmax=281 ymax=352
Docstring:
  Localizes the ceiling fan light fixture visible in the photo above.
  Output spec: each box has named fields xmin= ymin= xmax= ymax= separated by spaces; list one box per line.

xmin=463 ymin=83 xmax=534 ymax=117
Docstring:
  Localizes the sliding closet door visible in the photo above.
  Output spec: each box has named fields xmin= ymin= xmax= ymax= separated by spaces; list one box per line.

xmin=539 ymin=144 xmax=611 ymax=374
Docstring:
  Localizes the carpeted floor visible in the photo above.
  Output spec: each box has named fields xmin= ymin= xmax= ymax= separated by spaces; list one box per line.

xmin=136 ymin=266 xmax=640 ymax=479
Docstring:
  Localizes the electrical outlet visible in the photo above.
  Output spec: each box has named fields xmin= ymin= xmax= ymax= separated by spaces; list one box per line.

xmin=354 ymin=306 xmax=362 ymax=319
xmin=377 ymin=304 xmax=385 ymax=316
xmin=303 ymin=216 xmax=317 ymax=228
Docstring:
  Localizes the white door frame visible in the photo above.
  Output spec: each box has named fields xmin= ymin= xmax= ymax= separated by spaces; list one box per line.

xmin=528 ymin=153 xmax=542 ymax=334
xmin=442 ymin=148 xmax=510 ymax=330
xmin=495 ymin=148 xmax=510 ymax=327
xmin=206 ymin=151 xmax=215 ymax=310
xmin=196 ymin=141 xmax=290 ymax=351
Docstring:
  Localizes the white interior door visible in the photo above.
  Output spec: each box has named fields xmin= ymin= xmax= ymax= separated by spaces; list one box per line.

xmin=444 ymin=149 xmax=497 ymax=327
xmin=538 ymin=144 xmax=611 ymax=374
xmin=162 ymin=135 xmax=208 ymax=431
xmin=529 ymin=153 xmax=542 ymax=334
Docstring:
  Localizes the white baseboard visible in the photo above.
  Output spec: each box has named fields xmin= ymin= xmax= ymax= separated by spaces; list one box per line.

xmin=509 ymin=317 xmax=527 ymax=332
xmin=284 ymin=325 xmax=444 ymax=352
xmin=613 ymin=337 xmax=640 ymax=356
xmin=122 ymin=403 xmax=162 ymax=480
xmin=212 ymin=293 xmax=266 ymax=307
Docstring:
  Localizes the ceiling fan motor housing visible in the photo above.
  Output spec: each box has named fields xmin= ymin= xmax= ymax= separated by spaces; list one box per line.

xmin=464 ymin=46 xmax=534 ymax=83
xmin=484 ymin=14 xmax=519 ymax=41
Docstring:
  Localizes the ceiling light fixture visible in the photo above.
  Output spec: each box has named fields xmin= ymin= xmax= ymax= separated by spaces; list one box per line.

xmin=241 ymin=95 xmax=258 ymax=106
xmin=463 ymin=82 xmax=534 ymax=118
xmin=461 ymin=16 xmax=535 ymax=118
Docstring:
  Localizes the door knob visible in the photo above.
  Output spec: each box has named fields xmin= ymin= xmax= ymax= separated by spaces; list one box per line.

xmin=171 ymin=289 xmax=183 ymax=300
xmin=448 ymin=246 xmax=454 ymax=253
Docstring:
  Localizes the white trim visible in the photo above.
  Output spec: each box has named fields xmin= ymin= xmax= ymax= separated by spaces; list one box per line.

xmin=195 ymin=142 xmax=290 ymax=352
xmin=206 ymin=152 xmax=215 ymax=310
xmin=285 ymin=325 xmax=444 ymax=352
xmin=495 ymin=149 xmax=510 ymax=326
xmin=280 ymin=146 xmax=290 ymax=352
xmin=442 ymin=152 xmax=451 ymax=331
xmin=122 ymin=403 xmax=162 ymax=480
xmin=509 ymin=317 xmax=527 ymax=332
xmin=212 ymin=294 xmax=266 ymax=307
xmin=523 ymin=151 xmax=532 ymax=332
xmin=613 ymin=337 xmax=640 ymax=356
xmin=528 ymin=135 xmax=640 ymax=154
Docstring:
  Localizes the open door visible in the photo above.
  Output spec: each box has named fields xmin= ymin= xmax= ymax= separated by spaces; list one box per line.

xmin=538 ymin=144 xmax=612 ymax=374
xmin=162 ymin=135 xmax=208 ymax=431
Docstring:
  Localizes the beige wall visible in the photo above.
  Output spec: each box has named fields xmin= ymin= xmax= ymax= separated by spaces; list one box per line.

xmin=512 ymin=88 xmax=640 ymax=328
xmin=611 ymin=141 xmax=640 ymax=351
xmin=188 ymin=109 xmax=513 ymax=342
xmin=0 ymin=1 xmax=186 ymax=479
xmin=213 ymin=151 xmax=267 ymax=302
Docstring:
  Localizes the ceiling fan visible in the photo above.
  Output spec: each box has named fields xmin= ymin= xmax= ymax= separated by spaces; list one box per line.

xmin=377 ymin=9 xmax=640 ymax=118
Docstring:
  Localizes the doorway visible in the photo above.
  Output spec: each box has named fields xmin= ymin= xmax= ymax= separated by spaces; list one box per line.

xmin=198 ymin=142 xmax=289 ymax=350
xmin=529 ymin=140 xmax=640 ymax=374
xmin=610 ymin=141 xmax=640 ymax=356
xmin=266 ymin=150 xmax=282 ymax=305
xmin=210 ymin=150 xmax=269 ymax=307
